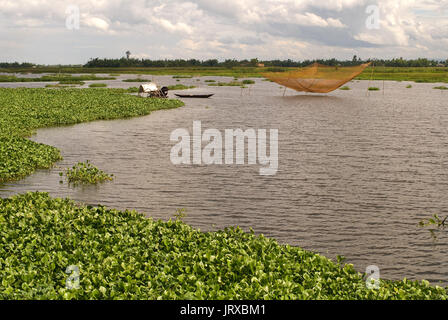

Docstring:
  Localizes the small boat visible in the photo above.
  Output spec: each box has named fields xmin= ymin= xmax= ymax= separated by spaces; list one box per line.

xmin=174 ymin=93 xmax=214 ymax=98
xmin=138 ymin=83 xmax=168 ymax=98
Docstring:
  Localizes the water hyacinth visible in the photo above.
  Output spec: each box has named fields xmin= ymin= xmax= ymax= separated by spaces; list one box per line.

xmin=0 ymin=136 xmax=61 ymax=183
xmin=0 ymin=192 xmax=447 ymax=300
xmin=122 ymin=78 xmax=151 ymax=82
xmin=88 ymin=83 xmax=107 ymax=88
xmin=208 ymin=81 xmax=245 ymax=87
xmin=167 ymin=84 xmax=196 ymax=90
xmin=64 ymin=161 xmax=114 ymax=185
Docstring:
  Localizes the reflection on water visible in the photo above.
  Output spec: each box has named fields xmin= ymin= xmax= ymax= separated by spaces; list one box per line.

xmin=1 ymin=76 xmax=448 ymax=284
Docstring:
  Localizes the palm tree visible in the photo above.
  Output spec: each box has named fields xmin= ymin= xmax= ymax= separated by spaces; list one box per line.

xmin=125 ymin=51 xmax=131 ymax=59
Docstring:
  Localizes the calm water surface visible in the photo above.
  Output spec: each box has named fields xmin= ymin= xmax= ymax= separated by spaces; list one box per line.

xmin=1 ymin=75 xmax=448 ymax=283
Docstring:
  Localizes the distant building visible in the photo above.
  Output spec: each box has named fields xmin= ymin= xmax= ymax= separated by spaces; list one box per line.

xmin=437 ymin=63 xmax=445 ymax=67
xmin=257 ymin=63 xmax=265 ymax=67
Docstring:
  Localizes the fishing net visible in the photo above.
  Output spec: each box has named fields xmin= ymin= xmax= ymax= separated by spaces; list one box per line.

xmin=263 ymin=62 xmax=371 ymax=93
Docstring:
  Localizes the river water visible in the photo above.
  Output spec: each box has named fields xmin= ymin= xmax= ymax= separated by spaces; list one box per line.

xmin=1 ymin=75 xmax=448 ymax=284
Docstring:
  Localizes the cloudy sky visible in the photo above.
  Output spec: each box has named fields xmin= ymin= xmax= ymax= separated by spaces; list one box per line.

xmin=0 ymin=0 xmax=447 ymax=64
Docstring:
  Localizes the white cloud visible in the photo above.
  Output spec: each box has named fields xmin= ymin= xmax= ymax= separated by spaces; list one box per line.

xmin=292 ymin=13 xmax=346 ymax=28
xmin=154 ymin=18 xmax=193 ymax=34
xmin=0 ymin=0 xmax=447 ymax=64
xmin=83 ymin=16 xmax=109 ymax=31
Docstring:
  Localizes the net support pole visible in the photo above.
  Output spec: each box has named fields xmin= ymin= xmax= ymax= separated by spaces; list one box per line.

xmin=367 ymin=62 xmax=375 ymax=97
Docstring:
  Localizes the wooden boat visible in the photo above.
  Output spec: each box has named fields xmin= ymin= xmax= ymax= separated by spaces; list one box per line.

xmin=174 ymin=93 xmax=214 ymax=98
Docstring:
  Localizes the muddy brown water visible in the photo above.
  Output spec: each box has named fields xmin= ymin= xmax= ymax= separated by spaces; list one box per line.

xmin=1 ymin=75 xmax=448 ymax=284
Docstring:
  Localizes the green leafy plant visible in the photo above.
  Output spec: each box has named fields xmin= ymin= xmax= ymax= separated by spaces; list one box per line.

xmin=64 ymin=160 xmax=114 ymax=185
xmin=59 ymin=80 xmax=85 ymax=85
xmin=45 ymin=84 xmax=75 ymax=88
xmin=419 ymin=214 xmax=447 ymax=239
xmin=122 ymin=78 xmax=151 ymax=82
xmin=433 ymin=86 xmax=448 ymax=90
xmin=167 ymin=84 xmax=196 ymax=90
xmin=172 ymin=75 xmax=193 ymax=79
xmin=123 ymin=87 xmax=139 ymax=93
xmin=88 ymin=83 xmax=107 ymax=88
xmin=0 ymin=192 xmax=447 ymax=300
xmin=406 ymin=85 xmax=412 ymax=88
xmin=174 ymin=208 xmax=186 ymax=221
xmin=340 ymin=86 xmax=351 ymax=90
xmin=368 ymin=87 xmax=380 ymax=91
xmin=208 ymin=81 xmax=245 ymax=87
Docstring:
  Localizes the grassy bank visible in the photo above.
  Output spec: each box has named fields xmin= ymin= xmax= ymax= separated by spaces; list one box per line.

xmin=356 ymin=66 xmax=448 ymax=83
xmin=0 ymin=88 xmax=183 ymax=182
xmin=0 ymin=192 xmax=446 ymax=299
xmin=1 ymin=66 xmax=448 ymax=83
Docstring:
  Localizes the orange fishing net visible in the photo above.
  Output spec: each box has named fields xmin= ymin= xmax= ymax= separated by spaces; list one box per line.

xmin=263 ymin=62 xmax=371 ymax=93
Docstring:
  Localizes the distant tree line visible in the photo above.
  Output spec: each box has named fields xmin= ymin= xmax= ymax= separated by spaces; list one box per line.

xmin=83 ymin=56 xmax=447 ymax=68
xmin=0 ymin=62 xmax=35 ymax=68
xmin=1 ymin=57 xmax=446 ymax=69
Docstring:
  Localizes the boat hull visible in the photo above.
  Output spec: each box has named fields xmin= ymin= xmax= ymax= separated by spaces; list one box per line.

xmin=174 ymin=94 xmax=214 ymax=98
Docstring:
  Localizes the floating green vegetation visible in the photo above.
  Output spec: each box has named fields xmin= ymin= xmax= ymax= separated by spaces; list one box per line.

xmin=122 ymin=78 xmax=151 ymax=82
xmin=88 ymin=83 xmax=107 ymax=88
xmin=368 ymin=87 xmax=380 ymax=91
xmin=167 ymin=84 xmax=196 ymax=90
xmin=45 ymin=84 xmax=75 ymax=88
xmin=208 ymin=81 xmax=245 ymax=87
xmin=419 ymin=214 xmax=447 ymax=240
xmin=406 ymin=85 xmax=412 ymax=88
xmin=64 ymin=160 xmax=113 ymax=185
xmin=339 ymin=86 xmax=351 ymax=90
xmin=0 ymin=137 xmax=62 ymax=183
xmin=433 ymin=86 xmax=448 ymax=90
xmin=0 ymin=88 xmax=184 ymax=182
xmin=204 ymin=80 xmax=216 ymax=82
xmin=109 ymin=73 xmax=121 ymax=76
xmin=123 ymin=87 xmax=139 ymax=93
xmin=172 ymin=75 xmax=193 ymax=79
xmin=0 ymin=74 xmax=114 ymax=83
xmin=59 ymin=80 xmax=85 ymax=85
xmin=241 ymin=80 xmax=255 ymax=85
xmin=0 ymin=191 xmax=447 ymax=300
